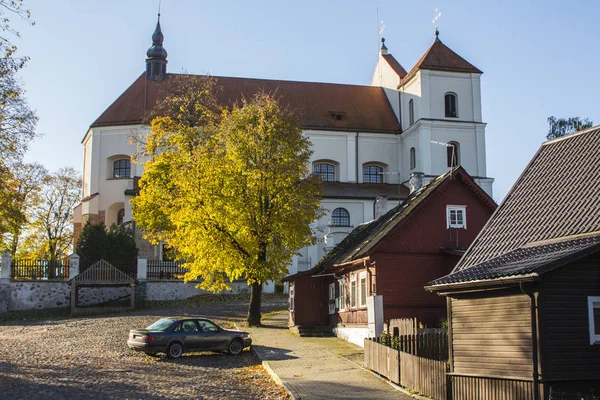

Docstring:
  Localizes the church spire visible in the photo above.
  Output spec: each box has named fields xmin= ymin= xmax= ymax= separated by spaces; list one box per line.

xmin=146 ymin=13 xmax=168 ymax=81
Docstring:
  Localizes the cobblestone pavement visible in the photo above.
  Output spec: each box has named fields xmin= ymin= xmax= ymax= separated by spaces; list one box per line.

xmin=246 ymin=312 xmax=413 ymax=400
xmin=0 ymin=296 xmax=288 ymax=400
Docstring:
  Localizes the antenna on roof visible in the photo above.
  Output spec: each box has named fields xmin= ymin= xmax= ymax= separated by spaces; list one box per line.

xmin=432 ymin=7 xmax=442 ymax=40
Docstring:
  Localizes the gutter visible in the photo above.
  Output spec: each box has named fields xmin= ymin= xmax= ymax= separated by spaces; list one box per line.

xmin=425 ymin=273 xmax=539 ymax=293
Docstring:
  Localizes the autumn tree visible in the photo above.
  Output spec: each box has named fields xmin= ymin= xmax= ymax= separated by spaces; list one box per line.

xmin=546 ymin=116 xmax=593 ymax=140
xmin=19 ymin=167 xmax=81 ymax=261
xmin=133 ymin=90 xmax=323 ymax=325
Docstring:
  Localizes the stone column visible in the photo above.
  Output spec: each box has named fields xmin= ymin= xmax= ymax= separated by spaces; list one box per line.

xmin=69 ymin=253 xmax=80 ymax=280
xmin=1 ymin=253 xmax=12 ymax=283
xmin=137 ymin=257 xmax=148 ymax=281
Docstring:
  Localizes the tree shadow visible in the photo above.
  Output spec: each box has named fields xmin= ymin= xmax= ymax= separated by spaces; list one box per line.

xmin=251 ymin=345 xmax=298 ymax=361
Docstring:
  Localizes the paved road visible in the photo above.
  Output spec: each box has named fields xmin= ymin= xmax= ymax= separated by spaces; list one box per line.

xmin=246 ymin=312 xmax=413 ymax=400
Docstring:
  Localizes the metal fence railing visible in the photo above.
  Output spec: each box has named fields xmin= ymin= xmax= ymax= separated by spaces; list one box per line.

xmin=147 ymin=260 xmax=187 ymax=280
xmin=11 ymin=259 xmax=70 ymax=280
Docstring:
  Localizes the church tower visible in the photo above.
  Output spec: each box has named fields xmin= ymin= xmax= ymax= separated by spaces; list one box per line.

xmin=146 ymin=14 xmax=168 ymax=81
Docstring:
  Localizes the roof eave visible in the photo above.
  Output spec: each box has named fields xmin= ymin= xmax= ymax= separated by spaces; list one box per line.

xmin=425 ymin=273 xmax=540 ymax=293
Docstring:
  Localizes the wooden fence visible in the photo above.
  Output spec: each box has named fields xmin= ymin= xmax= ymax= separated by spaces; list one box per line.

xmin=365 ymin=338 xmax=448 ymax=400
xmin=147 ymin=260 xmax=187 ymax=279
xmin=364 ymin=338 xmax=400 ymax=384
xmin=11 ymin=259 xmax=70 ymax=280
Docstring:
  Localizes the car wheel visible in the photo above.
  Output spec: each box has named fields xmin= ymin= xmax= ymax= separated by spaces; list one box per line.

xmin=228 ymin=339 xmax=244 ymax=355
xmin=167 ymin=342 xmax=184 ymax=359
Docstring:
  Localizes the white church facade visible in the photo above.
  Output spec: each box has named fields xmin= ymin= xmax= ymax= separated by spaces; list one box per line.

xmin=73 ymin=18 xmax=493 ymax=278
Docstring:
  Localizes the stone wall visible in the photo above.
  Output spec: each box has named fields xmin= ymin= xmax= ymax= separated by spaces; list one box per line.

xmin=8 ymin=281 xmax=70 ymax=311
xmin=0 ymin=285 xmax=9 ymax=313
xmin=77 ymin=286 xmax=131 ymax=306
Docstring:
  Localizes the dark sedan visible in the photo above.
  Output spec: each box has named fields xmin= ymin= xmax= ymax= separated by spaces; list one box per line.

xmin=127 ymin=317 xmax=252 ymax=358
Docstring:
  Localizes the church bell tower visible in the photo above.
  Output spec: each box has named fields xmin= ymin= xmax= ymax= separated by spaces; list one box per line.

xmin=146 ymin=14 xmax=168 ymax=81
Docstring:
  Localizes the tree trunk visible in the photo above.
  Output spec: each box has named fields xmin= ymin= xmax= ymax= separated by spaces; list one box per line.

xmin=247 ymin=282 xmax=262 ymax=326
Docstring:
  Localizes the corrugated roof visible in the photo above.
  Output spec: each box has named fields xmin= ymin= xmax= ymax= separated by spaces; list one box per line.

xmin=91 ymin=73 xmax=402 ymax=134
xmin=428 ymin=233 xmax=600 ymax=286
xmin=311 ymin=167 xmax=495 ymax=275
xmin=402 ymin=37 xmax=482 ymax=83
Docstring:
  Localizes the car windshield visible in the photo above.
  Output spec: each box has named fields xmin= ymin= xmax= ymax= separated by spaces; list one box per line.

xmin=146 ymin=319 xmax=175 ymax=331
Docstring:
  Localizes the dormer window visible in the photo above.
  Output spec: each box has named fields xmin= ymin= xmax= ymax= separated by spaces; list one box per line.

xmin=445 ymin=93 xmax=458 ymax=118
xmin=446 ymin=205 xmax=467 ymax=229
xmin=330 ymin=110 xmax=346 ymax=121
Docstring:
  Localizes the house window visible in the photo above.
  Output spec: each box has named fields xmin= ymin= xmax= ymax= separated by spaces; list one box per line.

xmin=445 ymin=93 xmax=457 ymax=118
xmin=117 ymin=208 xmax=125 ymax=225
xmin=113 ymin=159 xmax=131 ymax=178
xmin=331 ymin=208 xmax=350 ymax=227
xmin=409 ymin=99 xmax=415 ymax=125
xmin=363 ymin=165 xmax=383 ymax=183
xmin=350 ymin=274 xmax=357 ymax=308
xmin=314 ymin=163 xmax=335 ymax=182
xmin=359 ymin=271 xmax=367 ymax=308
xmin=410 ymin=147 xmax=416 ymax=170
xmin=338 ymin=279 xmax=346 ymax=311
xmin=447 ymin=142 xmax=460 ymax=168
xmin=447 ymin=205 xmax=467 ymax=229
xmin=289 ymin=284 xmax=295 ymax=313
xmin=588 ymin=296 xmax=600 ymax=344
xmin=329 ymin=283 xmax=336 ymax=314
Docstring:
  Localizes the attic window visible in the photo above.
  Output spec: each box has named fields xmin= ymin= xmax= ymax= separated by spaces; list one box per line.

xmin=446 ymin=205 xmax=467 ymax=229
xmin=330 ymin=110 xmax=346 ymax=121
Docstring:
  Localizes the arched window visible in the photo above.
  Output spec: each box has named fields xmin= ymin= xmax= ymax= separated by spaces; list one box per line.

xmin=314 ymin=163 xmax=336 ymax=182
xmin=408 ymin=99 xmax=415 ymax=125
xmin=113 ymin=159 xmax=131 ymax=178
xmin=445 ymin=93 xmax=457 ymax=118
xmin=117 ymin=208 xmax=125 ymax=225
xmin=410 ymin=147 xmax=416 ymax=170
xmin=363 ymin=164 xmax=383 ymax=183
xmin=331 ymin=208 xmax=350 ymax=227
xmin=447 ymin=142 xmax=460 ymax=168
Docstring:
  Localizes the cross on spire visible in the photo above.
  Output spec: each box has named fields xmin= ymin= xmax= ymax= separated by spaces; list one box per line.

xmin=432 ymin=7 xmax=442 ymax=39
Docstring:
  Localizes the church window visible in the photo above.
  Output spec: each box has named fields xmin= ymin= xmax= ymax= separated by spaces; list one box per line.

xmin=445 ymin=93 xmax=458 ymax=118
xmin=409 ymin=99 xmax=415 ymax=125
xmin=113 ymin=159 xmax=131 ymax=178
xmin=446 ymin=205 xmax=467 ymax=229
xmin=331 ymin=208 xmax=350 ymax=227
xmin=117 ymin=208 xmax=125 ymax=225
xmin=363 ymin=164 xmax=383 ymax=183
xmin=447 ymin=142 xmax=460 ymax=168
xmin=314 ymin=163 xmax=336 ymax=182
xmin=410 ymin=147 xmax=416 ymax=170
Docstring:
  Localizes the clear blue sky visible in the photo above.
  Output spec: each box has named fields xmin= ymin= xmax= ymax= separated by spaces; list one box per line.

xmin=11 ymin=0 xmax=600 ymax=202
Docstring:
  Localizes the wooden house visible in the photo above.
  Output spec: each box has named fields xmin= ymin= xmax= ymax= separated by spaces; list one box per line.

xmin=426 ymin=127 xmax=600 ymax=399
xmin=286 ymin=167 xmax=496 ymax=344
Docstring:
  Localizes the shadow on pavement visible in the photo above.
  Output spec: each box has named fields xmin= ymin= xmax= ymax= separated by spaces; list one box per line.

xmin=252 ymin=345 xmax=298 ymax=361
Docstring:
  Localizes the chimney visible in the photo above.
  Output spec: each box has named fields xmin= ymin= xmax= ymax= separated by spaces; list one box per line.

xmin=409 ymin=172 xmax=425 ymax=193
xmin=375 ymin=196 xmax=388 ymax=219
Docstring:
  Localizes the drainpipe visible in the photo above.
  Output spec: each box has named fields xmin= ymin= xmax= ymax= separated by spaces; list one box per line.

xmin=521 ymin=282 xmax=540 ymax=400
xmin=355 ymin=132 xmax=359 ymax=183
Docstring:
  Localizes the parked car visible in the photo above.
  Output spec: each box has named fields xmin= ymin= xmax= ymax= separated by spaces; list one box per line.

xmin=127 ymin=317 xmax=252 ymax=358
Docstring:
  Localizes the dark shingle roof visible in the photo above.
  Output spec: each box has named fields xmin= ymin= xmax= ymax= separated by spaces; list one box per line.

xmin=427 ymin=127 xmax=600 ymax=289
xmin=428 ymin=233 xmax=600 ymax=286
xmin=311 ymin=167 xmax=495 ymax=275
xmin=323 ymin=182 xmax=409 ymax=201
xmin=91 ymin=73 xmax=402 ymax=134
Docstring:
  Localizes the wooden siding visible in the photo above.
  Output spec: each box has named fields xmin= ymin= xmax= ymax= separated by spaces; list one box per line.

xmin=290 ymin=275 xmax=329 ymax=327
xmin=338 ymin=309 xmax=368 ymax=325
xmin=538 ymin=252 xmax=600 ymax=383
xmin=450 ymin=289 xmax=533 ymax=378
xmin=451 ymin=374 xmax=539 ymax=400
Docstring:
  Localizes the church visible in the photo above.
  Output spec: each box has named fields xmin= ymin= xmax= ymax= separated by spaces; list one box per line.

xmin=73 ymin=15 xmax=494 ymax=278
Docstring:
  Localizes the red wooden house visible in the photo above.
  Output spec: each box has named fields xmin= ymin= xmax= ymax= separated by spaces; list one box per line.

xmin=286 ymin=167 xmax=496 ymax=345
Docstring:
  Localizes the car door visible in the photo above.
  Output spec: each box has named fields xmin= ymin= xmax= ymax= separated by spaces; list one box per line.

xmin=197 ymin=320 xmax=227 ymax=350
xmin=172 ymin=320 xmax=202 ymax=351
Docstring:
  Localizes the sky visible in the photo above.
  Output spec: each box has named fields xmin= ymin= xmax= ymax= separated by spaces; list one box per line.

xmin=10 ymin=0 xmax=600 ymax=203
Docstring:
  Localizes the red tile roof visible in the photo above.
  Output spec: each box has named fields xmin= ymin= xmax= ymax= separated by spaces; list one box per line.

xmin=91 ymin=73 xmax=401 ymax=134
xmin=402 ymin=38 xmax=482 ymax=83
xmin=382 ymin=54 xmax=407 ymax=79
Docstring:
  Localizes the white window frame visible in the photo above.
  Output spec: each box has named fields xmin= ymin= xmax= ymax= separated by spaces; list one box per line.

xmin=350 ymin=274 xmax=357 ymax=309
xmin=328 ymin=283 xmax=336 ymax=314
xmin=289 ymin=284 xmax=295 ymax=313
xmin=338 ymin=279 xmax=346 ymax=312
xmin=446 ymin=205 xmax=467 ymax=229
xmin=588 ymin=296 xmax=600 ymax=344
xmin=359 ymin=271 xmax=367 ymax=308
